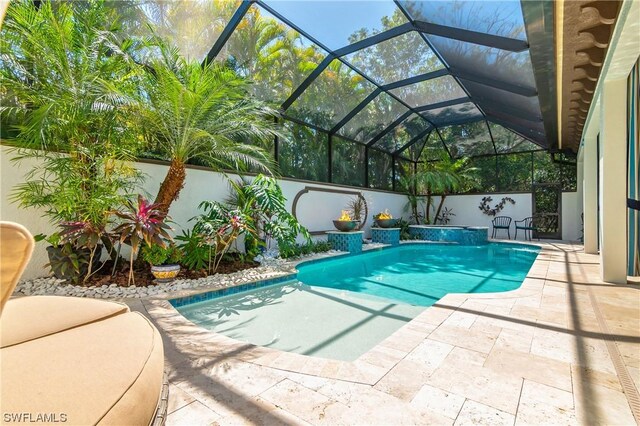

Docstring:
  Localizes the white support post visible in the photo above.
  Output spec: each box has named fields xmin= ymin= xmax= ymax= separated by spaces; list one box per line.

xmin=599 ymin=78 xmax=628 ymax=283
xmin=583 ymin=134 xmax=598 ymax=254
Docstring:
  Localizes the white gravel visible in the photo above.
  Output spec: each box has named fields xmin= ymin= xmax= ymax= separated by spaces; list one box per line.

xmin=13 ymin=249 xmax=353 ymax=300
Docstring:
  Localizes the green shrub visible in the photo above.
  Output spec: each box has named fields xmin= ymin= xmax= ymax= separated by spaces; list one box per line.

xmin=141 ymin=244 xmax=181 ymax=266
xmin=175 ymin=229 xmax=209 ymax=271
xmin=280 ymin=240 xmax=333 ymax=259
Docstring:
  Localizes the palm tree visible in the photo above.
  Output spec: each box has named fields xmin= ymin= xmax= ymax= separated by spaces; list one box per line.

xmin=1 ymin=0 xmax=144 ymax=258
xmin=432 ymin=155 xmax=480 ymax=223
xmin=140 ymin=41 xmax=281 ymax=213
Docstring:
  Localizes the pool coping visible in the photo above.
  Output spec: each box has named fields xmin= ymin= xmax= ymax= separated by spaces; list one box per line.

xmin=143 ymin=239 xmax=545 ymax=386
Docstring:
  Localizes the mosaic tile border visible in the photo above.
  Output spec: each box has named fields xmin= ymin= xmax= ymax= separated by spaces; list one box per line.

xmin=170 ymin=273 xmax=297 ymax=308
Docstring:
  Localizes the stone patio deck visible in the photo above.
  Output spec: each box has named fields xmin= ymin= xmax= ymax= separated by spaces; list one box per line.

xmin=133 ymin=242 xmax=640 ymax=425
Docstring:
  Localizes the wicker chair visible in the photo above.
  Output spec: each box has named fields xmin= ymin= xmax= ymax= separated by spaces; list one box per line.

xmin=491 ymin=216 xmax=512 ymax=239
xmin=515 ymin=217 xmax=536 ymax=241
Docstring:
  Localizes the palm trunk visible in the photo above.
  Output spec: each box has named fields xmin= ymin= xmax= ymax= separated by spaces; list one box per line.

xmin=425 ymin=193 xmax=432 ymax=224
xmin=434 ymin=195 xmax=447 ymax=224
xmin=155 ymin=158 xmax=186 ymax=214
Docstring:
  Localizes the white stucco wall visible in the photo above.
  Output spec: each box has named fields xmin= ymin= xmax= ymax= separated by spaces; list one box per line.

xmin=439 ymin=192 xmax=581 ymax=242
xmin=1 ymin=145 xmax=582 ymax=278
xmin=1 ymin=146 xmax=406 ymax=278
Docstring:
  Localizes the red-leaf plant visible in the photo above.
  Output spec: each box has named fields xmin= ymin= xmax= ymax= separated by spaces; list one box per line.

xmin=112 ymin=195 xmax=172 ymax=285
xmin=59 ymin=220 xmax=106 ymax=283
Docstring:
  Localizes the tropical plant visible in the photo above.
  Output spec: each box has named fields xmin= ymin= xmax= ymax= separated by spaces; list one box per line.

xmin=58 ymin=220 xmax=107 ymax=281
xmin=112 ymin=195 xmax=172 ymax=285
xmin=175 ymin=229 xmax=210 ymax=271
xmin=141 ymin=243 xmax=181 ymax=266
xmin=396 ymin=218 xmax=413 ymax=241
xmin=432 ymin=155 xmax=480 ymax=222
xmin=436 ymin=207 xmax=456 ymax=225
xmin=400 ymin=174 xmax=427 ymax=224
xmin=347 ymin=196 xmax=367 ymax=225
xmin=226 ymin=175 xmax=309 ymax=256
xmin=279 ymin=240 xmax=333 ymax=259
xmin=139 ymin=38 xmax=281 ymax=214
xmin=1 ymin=1 xmax=145 ymax=261
xmin=192 ymin=201 xmax=255 ymax=273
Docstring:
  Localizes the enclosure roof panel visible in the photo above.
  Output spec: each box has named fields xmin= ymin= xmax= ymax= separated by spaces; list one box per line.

xmin=200 ymin=0 xmax=556 ymax=155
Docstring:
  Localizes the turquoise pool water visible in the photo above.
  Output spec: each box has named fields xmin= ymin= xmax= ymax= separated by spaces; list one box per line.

xmin=175 ymin=243 xmax=539 ymax=361
xmin=297 ymin=243 xmax=540 ymax=307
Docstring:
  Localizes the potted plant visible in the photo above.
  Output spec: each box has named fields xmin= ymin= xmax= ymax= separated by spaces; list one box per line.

xmin=373 ymin=210 xmax=398 ymax=228
xmin=333 ymin=210 xmax=360 ymax=232
xmin=141 ymin=244 xmax=181 ymax=283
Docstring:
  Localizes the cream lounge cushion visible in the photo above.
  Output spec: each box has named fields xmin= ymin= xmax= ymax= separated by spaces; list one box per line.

xmin=1 ymin=311 xmax=164 ymax=425
xmin=0 ymin=222 xmax=34 ymax=313
xmin=0 ymin=296 xmax=129 ymax=348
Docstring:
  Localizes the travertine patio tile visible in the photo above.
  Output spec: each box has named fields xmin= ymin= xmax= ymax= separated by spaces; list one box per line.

xmin=494 ymin=327 xmax=533 ymax=353
xmin=571 ymin=365 xmax=623 ymax=392
xmin=313 ymin=379 xmax=372 ymax=405
xmin=521 ymin=379 xmax=574 ymax=409
xmin=319 ymin=359 xmax=342 ymax=378
xmin=530 ymin=327 xmax=576 ymax=364
xmin=410 ymin=383 xmax=465 ymax=420
xmin=200 ymin=360 xmax=288 ymax=397
xmin=416 ymin=306 xmax=454 ymax=326
xmin=573 ymin=381 xmax=636 ymax=425
xmin=472 ymin=311 xmax=534 ymax=333
xmin=297 ymin=358 xmax=328 ymax=377
xmin=211 ymin=399 xmax=311 ymax=426
xmin=454 ymin=400 xmax=515 ymax=426
xmin=379 ymin=328 xmax=428 ymax=353
xmin=510 ymin=305 xmax=567 ymax=326
xmin=460 ymin=299 xmax=489 ymax=311
xmin=441 ymin=310 xmax=478 ymax=328
xmin=258 ymin=379 xmax=349 ymax=425
xmin=427 ymin=361 xmax=523 ymax=414
xmin=481 ymin=304 xmax=512 ymax=316
xmin=357 ymin=345 xmax=405 ymax=370
xmin=351 ymin=360 xmax=389 ymax=383
xmin=166 ymin=401 xmax=221 ymax=426
xmin=173 ymin=366 xmax=286 ymax=418
xmin=429 ymin=325 xmax=498 ymax=353
xmin=167 ymin=384 xmax=196 ymax=414
xmin=373 ymin=359 xmax=437 ymax=401
xmin=405 ymin=338 xmax=454 ymax=369
xmin=469 ymin=320 xmax=502 ymax=338
xmin=513 ymin=294 xmax=542 ymax=308
xmin=617 ymin=341 xmax=640 ymax=369
xmin=484 ymin=348 xmax=572 ymax=391
xmin=318 ymin=380 xmax=454 ymax=425
xmin=168 ymin=356 xmax=218 ymax=384
xmin=443 ymin=346 xmax=487 ymax=368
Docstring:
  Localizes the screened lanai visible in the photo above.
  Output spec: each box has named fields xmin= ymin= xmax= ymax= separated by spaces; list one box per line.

xmin=114 ymin=0 xmax=573 ymax=192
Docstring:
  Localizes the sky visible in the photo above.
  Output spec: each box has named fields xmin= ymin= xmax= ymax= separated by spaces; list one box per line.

xmin=263 ymin=0 xmax=403 ymax=50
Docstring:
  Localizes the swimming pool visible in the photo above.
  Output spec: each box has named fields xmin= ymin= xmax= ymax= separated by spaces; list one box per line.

xmin=174 ymin=242 xmax=539 ymax=361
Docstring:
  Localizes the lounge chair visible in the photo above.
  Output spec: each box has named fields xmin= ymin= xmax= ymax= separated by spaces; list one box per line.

xmin=0 ymin=222 xmax=168 ymax=425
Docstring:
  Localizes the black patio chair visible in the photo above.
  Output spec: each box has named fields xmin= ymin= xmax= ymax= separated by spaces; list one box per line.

xmin=491 ymin=216 xmax=512 ymax=239
xmin=515 ymin=217 xmax=536 ymax=241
